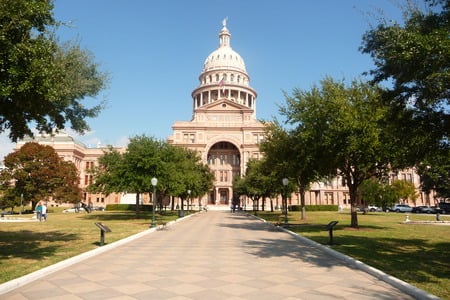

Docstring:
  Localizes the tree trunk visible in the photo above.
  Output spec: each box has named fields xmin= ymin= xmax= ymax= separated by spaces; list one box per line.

xmin=135 ymin=192 xmax=140 ymax=219
xmin=351 ymin=205 xmax=358 ymax=228
xmin=350 ymin=188 xmax=359 ymax=228
xmin=270 ymin=198 xmax=274 ymax=212
xmin=299 ymin=187 xmax=306 ymax=220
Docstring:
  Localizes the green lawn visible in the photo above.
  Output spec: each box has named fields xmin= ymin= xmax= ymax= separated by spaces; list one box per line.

xmin=257 ymin=210 xmax=450 ymax=299
xmin=0 ymin=209 xmax=448 ymax=299
xmin=0 ymin=209 xmax=177 ymax=284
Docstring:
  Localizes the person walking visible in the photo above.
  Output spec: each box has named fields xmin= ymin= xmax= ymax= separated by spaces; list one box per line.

xmin=36 ymin=202 xmax=42 ymax=221
xmin=41 ymin=203 xmax=47 ymax=221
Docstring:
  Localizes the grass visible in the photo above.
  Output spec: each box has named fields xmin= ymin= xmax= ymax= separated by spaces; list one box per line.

xmin=0 ymin=208 xmax=178 ymax=284
xmin=0 ymin=209 xmax=448 ymax=299
xmin=257 ymin=210 xmax=450 ymax=299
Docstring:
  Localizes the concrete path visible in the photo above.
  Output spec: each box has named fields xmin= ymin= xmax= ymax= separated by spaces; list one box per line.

xmin=0 ymin=211 xmax=437 ymax=299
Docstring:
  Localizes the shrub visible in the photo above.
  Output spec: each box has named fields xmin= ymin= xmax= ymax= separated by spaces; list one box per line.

xmin=105 ymin=204 xmax=153 ymax=211
xmin=289 ymin=205 xmax=338 ymax=212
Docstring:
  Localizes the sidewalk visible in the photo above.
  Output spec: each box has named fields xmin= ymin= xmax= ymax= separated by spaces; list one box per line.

xmin=0 ymin=211 xmax=438 ymax=299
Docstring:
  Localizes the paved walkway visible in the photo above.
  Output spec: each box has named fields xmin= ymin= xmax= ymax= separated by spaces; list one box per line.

xmin=0 ymin=211 xmax=438 ymax=299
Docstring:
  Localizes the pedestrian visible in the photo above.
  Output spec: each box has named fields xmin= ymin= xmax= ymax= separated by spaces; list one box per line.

xmin=36 ymin=202 xmax=42 ymax=221
xmin=41 ymin=203 xmax=47 ymax=221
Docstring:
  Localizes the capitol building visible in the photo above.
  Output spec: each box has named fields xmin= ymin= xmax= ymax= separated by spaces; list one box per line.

xmin=15 ymin=21 xmax=431 ymax=209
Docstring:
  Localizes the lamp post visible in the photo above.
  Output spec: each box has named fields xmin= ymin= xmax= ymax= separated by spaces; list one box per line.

xmin=20 ymin=193 xmax=23 ymax=215
xmin=187 ymin=189 xmax=191 ymax=215
xmin=282 ymin=178 xmax=289 ymax=224
xmin=150 ymin=177 xmax=157 ymax=228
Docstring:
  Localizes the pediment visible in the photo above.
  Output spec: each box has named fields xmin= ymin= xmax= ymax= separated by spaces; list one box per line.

xmin=198 ymin=99 xmax=252 ymax=112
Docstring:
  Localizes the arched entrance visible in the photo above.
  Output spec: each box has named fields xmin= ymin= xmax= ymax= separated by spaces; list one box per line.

xmin=207 ymin=141 xmax=240 ymax=205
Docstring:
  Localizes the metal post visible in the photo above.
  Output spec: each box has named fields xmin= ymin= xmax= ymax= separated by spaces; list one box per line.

xmin=282 ymin=178 xmax=289 ymax=224
xmin=187 ymin=189 xmax=191 ymax=215
xmin=20 ymin=193 xmax=23 ymax=215
xmin=151 ymin=177 xmax=158 ymax=227
xmin=100 ymin=230 xmax=105 ymax=246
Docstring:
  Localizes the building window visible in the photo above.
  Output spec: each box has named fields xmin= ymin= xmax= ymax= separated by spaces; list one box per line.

xmin=219 ymin=171 xmax=228 ymax=182
xmin=208 ymin=155 xmax=216 ymax=165
xmin=183 ymin=133 xmax=195 ymax=143
xmin=85 ymin=161 xmax=94 ymax=170
xmin=232 ymin=154 xmax=240 ymax=166
xmin=84 ymin=175 xmax=92 ymax=185
xmin=253 ymin=133 xmax=264 ymax=144
xmin=325 ymin=192 xmax=334 ymax=204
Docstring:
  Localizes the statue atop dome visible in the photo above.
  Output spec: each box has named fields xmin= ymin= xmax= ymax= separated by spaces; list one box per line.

xmin=222 ymin=17 xmax=228 ymax=28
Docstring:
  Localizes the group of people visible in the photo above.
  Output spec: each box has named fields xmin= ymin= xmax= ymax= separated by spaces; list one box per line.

xmin=36 ymin=202 xmax=47 ymax=222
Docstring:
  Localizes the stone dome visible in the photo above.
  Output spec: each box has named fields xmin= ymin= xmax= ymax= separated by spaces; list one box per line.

xmin=202 ymin=20 xmax=247 ymax=73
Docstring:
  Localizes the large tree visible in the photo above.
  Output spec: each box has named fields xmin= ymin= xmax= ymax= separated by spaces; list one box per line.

xmin=360 ymin=0 xmax=450 ymax=183
xmin=0 ymin=0 xmax=108 ymax=142
xmin=0 ymin=142 xmax=81 ymax=209
xmin=234 ymin=158 xmax=281 ymax=213
xmin=89 ymin=135 xmax=214 ymax=217
xmin=280 ymin=78 xmax=393 ymax=227
xmin=260 ymin=121 xmax=322 ymax=220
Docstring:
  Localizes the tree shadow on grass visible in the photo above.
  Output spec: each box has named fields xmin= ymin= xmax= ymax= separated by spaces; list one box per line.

xmin=82 ymin=210 xmax=178 ymax=222
xmin=330 ymin=235 xmax=450 ymax=285
xmin=0 ymin=230 xmax=78 ymax=260
xmin=81 ymin=211 xmax=145 ymax=221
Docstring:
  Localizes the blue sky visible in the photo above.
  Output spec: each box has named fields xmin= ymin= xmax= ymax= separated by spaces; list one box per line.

xmin=0 ymin=0 xmax=406 ymax=160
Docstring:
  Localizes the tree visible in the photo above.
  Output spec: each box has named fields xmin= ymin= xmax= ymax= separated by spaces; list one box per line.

xmin=358 ymin=178 xmax=415 ymax=210
xmin=0 ymin=0 xmax=109 ymax=142
xmin=260 ymin=121 xmax=322 ymax=220
xmin=391 ymin=179 xmax=418 ymax=205
xmin=52 ymin=161 xmax=83 ymax=204
xmin=232 ymin=160 xmax=263 ymax=214
xmin=417 ymin=152 xmax=450 ymax=201
xmin=0 ymin=142 xmax=81 ymax=209
xmin=361 ymin=0 xmax=449 ymax=113
xmin=89 ymin=135 xmax=214 ymax=217
xmin=159 ymin=144 xmax=213 ymax=212
xmin=89 ymin=136 xmax=165 ymax=218
xmin=280 ymin=78 xmax=394 ymax=227
xmin=360 ymin=0 xmax=450 ymax=176
xmin=359 ymin=178 xmax=384 ymax=208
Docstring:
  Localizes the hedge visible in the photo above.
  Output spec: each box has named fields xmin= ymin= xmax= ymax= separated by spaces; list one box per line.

xmin=106 ymin=204 xmax=153 ymax=211
xmin=289 ymin=205 xmax=338 ymax=212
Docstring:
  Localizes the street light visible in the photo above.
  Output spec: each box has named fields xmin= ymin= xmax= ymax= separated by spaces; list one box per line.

xmin=150 ymin=177 xmax=158 ymax=228
xmin=20 ymin=193 xmax=23 ymax=215
xmin=187 ymin=189 xmax=191 ymax=214
xmin=282 ymin=178 xmax=289 ymax=224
